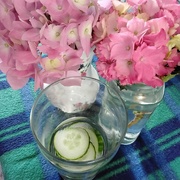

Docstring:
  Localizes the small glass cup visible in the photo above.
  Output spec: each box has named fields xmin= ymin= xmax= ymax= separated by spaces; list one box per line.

xmin=30 ymin=76 xmax=127 ymax=180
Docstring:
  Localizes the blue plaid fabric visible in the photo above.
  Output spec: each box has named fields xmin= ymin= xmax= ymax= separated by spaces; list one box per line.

xmin=0 ymin=70 xmax=180 ymax=180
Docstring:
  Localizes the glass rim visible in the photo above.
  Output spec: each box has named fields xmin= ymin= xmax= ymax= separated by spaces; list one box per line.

xmin=30 ymin=76 xmax=128 ymax=166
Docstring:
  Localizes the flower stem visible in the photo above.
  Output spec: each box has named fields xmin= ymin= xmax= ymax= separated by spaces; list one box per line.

xmin=127 ymin=111 xmax=146 ymax=128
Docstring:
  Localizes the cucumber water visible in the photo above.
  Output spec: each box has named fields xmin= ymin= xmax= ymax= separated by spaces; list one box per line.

xmin=49 ymin=117 xmax=106 ymax=162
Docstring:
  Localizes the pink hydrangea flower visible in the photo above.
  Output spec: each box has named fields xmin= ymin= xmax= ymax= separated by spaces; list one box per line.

xmin=93 ymin=0 xmax=180 ymax=87
xmin=0 ymin=0 xmax=102 ymax=89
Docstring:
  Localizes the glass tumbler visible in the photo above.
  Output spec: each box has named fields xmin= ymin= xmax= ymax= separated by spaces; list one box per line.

xmin=30 ymin=76 xmax=127 ymax=180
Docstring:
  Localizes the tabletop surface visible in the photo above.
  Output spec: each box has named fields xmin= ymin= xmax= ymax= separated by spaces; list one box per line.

xmin=0 ymin=71 xmax=180 ymax=180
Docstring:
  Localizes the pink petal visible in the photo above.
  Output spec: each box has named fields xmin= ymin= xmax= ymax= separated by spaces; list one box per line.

xmin=14 ymin=50 xmax=38 ymax=65
xmin=0 ymin=37 xmax=12 ymax=62
xmin=38 ymin=43 xmax=64 ymax=59
xmin=0 ymin=61 xmax=10 ymax=73
xmin=67 ymin=0 xmax=89 ymax=12
xmin=135 ymin=60 xmax=156 ymax=81
xmin=34 ymin=68 xmax=42 ymax=90
xmin=133 ymin=44 xmax=166 ymax=66
xmin=126 ymin=17 xmax=149 ymax=39
xmin=126 ymin=0 xmax=146 ymax=6
xmin=78 ymin=15 xmax=93 ymax=56
xmin=61 ymin=23 xmax=79 ymax=45
xmin=148 ymin=17 xmax=169 ymax=35
xmin=22 ymin=29 xmax=40 ymax=41
xmin=161 ymin=1 xmax=180 ymax=18
xmin=97 ymin=0 xmax=112 ymax=10
xmin=29 ymin=18 xmax=43 ymax=29
xmin=26 ymin=0 xmax=41 ymax=2
xmin=0 ymin=1 xmax=16 ymax=30
xmin=28 ymin=41 xmax=39 ymax=58
xmin=105 ymin=11 xmax=119 ymax=35
xmin=115 ymin=59 xmax=134 ymax=77
xmin=142 ymin=0 xmax=160 ymax=17
xmin=6 ymin=68 xmax=33 ymax=89
xmin=7 ymin=74 xmax=29 ymax=90
xmin=143 ymin=29 xmax=168 ymax=47
xmin=9 ymin=21 xmax=32 ymax=40
xmin=144 ymin=77 xmax=164 ymax=88
xmin=13 ymin=0 xmax=31 ymax=20
xmin=41 ymin=0 xmax=69 ymax=16
xmin=109 ymin=32 xmax=135 ymax=60
xmin=133 ymin=44 xmax=167 ymax=84
xmin=43 ymin=24 xmax=63 ymax=42
xmin=92 ymin=18 xmax=107 ymax=45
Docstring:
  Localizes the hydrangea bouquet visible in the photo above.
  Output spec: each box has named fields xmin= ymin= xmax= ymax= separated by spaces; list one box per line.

xmin=0 ymin=0 xmax=104 ymax=90
xmin=1 ymin=0 xmax=180 ymax=90
xmin=93 ymin=0 xmax=180 ymax=88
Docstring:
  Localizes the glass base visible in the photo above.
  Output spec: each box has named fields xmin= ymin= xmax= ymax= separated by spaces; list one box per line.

xmin=60 ymin=173 xmax=96 ymax=180
xmin=121 ymin=132 xmax=140 ymax=145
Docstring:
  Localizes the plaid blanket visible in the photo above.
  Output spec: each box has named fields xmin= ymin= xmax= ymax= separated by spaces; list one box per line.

xmin=0 ymin=70 xmax=180 ymax=180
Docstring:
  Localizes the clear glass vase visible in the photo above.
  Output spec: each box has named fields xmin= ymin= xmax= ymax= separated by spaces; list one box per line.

xmin=107 ymin=81 xmax=165 ymax=145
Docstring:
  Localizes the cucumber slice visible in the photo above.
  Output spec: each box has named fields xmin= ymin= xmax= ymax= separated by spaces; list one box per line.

xmin=76 ymin=143 xmax=96 ymax=161
xmin=70 ymin=122 xmax=100 ymax=158
xmin=84 ymin=128 xmax=99 ymax=154
xmin=70 ymin=121 xmax=93 ymax=130
xmin=59 ymin=117 xmax=90 ymax=127
xmin=54 ymin=127 xmax=90 ymax=160
xmin=96 ymin=131 xmax=104 ymax=158
xmin=57 ymin=143 xmax=96 ymax=172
